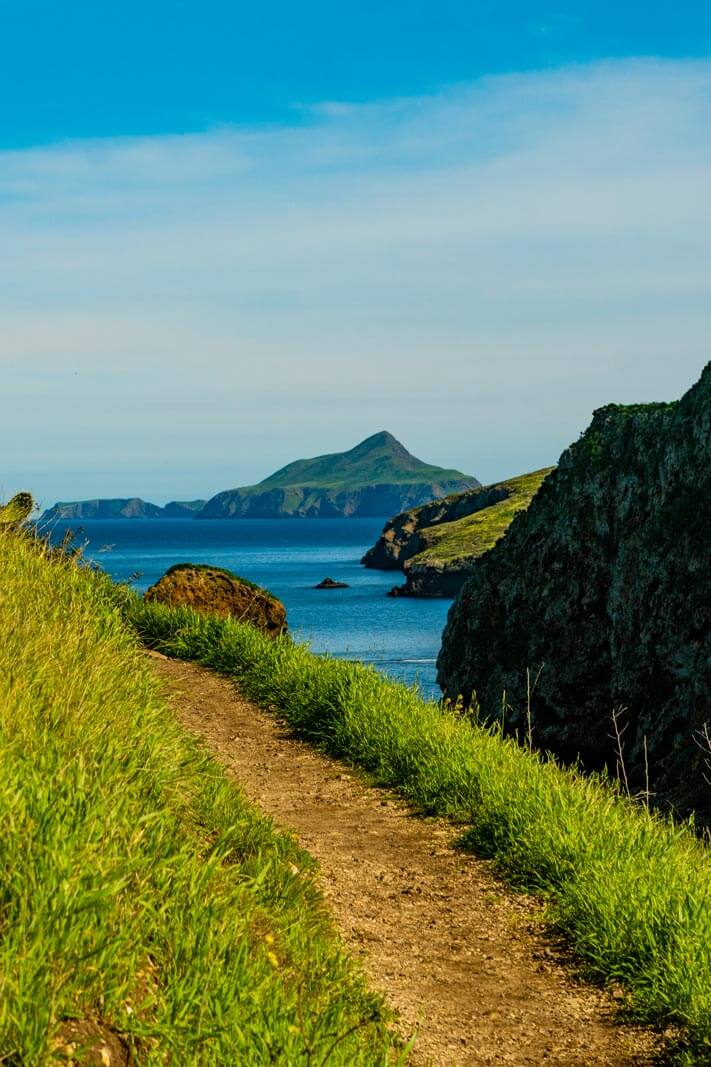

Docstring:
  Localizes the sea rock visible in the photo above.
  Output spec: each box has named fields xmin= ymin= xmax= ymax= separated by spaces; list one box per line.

xmin=314 ymin=577 xmax=349 ymax=588
xmin=437 ymin=364 xmax=711 ymax=817
xmin=144 ymin=563 xmax=287 ymax=637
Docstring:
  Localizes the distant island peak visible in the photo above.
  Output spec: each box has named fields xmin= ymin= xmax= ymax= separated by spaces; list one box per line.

xmin=40 ymin=432 xmax=480 ymax=521
xmin=199 ymin=432 xmax=480 ymax=518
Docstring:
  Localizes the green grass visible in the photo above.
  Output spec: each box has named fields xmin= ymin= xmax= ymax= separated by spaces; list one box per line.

xmin=123 ymin=596 xmax=711 ymax=1062
xmin=409 ymin=468 xmax=553 ymax=565
xmin=0 ymin=491 xmax=34 ymax=525
xmin=235 ymin=431 xmax=475 ymax=492
xmin=0 ymin=530 xmax=404 ymax=1065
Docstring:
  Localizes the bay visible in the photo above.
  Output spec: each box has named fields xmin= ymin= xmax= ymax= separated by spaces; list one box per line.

xmin=44 ymin=518 xmax=451 ymax=698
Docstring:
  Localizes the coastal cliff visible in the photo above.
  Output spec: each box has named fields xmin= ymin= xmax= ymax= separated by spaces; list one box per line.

xmin=198 ymin=432 xmax=479 ymax=519
xmin=362 ymin=469 xmax=552 ymax=596
xmin=437 ymin=364 xmax=711 ymax=816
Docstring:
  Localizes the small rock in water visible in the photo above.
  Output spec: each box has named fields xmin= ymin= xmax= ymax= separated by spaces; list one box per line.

xmin=314 ymin=577 xmax=349 ymax=589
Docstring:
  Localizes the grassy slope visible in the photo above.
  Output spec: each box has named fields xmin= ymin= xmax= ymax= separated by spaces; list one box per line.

xmin=237 ymin=432 xmax=476 ymax=493
xmin=0 ymin=531 xmax=402 ymax=1065
xmin=409 ymin=468 xmax=554 ymax=566
xmin=126 ymin=597 xmax=711 ymax=1062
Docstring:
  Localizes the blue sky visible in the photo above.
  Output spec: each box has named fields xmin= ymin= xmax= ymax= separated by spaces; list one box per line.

xmin=3 ymin=1 xmax=711 ymax=147
xmin=1 ymin=4 xmax=710 ymax=504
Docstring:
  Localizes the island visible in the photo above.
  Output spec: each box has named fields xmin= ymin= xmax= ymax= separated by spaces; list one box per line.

xmin=197 ymin=431 xmax=479 ymax=518
xmin=39 ymin=433 xmax=477 ymax=522
xmin=40 ymin=498 xmax=206 ymax=521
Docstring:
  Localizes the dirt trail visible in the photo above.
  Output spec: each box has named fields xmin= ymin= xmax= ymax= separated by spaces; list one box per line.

xmin=149 ymin=653 xmax=663 ymax=1067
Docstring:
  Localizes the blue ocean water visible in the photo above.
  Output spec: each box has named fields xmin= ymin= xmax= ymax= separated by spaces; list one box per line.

xmin=44 ymin=518 xmax=452 ymax=698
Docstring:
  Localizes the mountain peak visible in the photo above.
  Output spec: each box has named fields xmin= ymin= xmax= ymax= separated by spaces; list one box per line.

xmin=200 ymin=434 xmax=481 ymax=517
xmin=358 ymin=430 xmax=400 ymax=449
xmin=349 ymin=431 xmax=410 ymax=459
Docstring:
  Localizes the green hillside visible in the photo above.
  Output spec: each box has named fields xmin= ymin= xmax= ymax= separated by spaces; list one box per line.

xmin=411 ymin=468 xmax=554 ymax=565
xmin=199 ymin=432 xmax=480 ymax=518
xmin=253 ymin=431 xmax=475 ymax=490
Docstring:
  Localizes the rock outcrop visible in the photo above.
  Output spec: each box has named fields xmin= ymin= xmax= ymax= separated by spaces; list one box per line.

xmin=198 ymin=432 xmax=479 ymax=519
xmin=144 ymin=564 xmax=287 ymax=637
xmin=437 ymin=365 xmax=711 ymax=817
xmin=363 ymin=470 xmax=552 ymax=597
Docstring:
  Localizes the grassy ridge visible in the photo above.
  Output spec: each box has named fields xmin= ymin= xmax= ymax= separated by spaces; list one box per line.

xmin=409 ymin=467 xmax=554 ymax=565
xmin=0 ymin=531 xmax=402 ymax=1065
xmin=253 ymin=431 xmax=474 ymax=491
xmin=125 ymin=597 xmax=711 ymax=1061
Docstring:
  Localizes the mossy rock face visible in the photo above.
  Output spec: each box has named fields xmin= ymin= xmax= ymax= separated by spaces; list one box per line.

xmin=0 ymin=493 xmax=33 ymax=526
xmin=144 ymin=564 xmax=287 ymax=637
xmin=437 ymin=363 xmax=711 ymax=818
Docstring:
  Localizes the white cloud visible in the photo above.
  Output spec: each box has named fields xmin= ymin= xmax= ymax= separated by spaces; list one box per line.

xmin=1 ymin=58 xmax=710 ymax=503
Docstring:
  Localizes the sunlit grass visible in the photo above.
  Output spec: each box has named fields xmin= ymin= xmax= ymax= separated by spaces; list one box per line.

xmin=0 ymin=530 xmax=402 ymax=1065
xmin=410 ymin=467 xmax=554 ymax=565
xmin=126 ymin=595 xmax=711 ymax=1061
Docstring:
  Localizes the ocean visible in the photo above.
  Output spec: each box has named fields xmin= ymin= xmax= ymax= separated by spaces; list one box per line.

xmin=44 ymin=518 xmax=452 ymax=699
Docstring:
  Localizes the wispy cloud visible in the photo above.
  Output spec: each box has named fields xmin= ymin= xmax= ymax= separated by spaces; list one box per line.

xmin=2 ymin=59 xmax=710 ymax=502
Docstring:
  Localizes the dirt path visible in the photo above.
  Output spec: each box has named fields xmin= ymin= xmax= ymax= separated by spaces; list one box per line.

xmin=149 ymin=653 xmax=664 ymax=1067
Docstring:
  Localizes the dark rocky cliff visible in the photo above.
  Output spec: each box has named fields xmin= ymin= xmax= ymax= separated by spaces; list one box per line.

xmin=437 ymin=365 xmax=711 ymax=817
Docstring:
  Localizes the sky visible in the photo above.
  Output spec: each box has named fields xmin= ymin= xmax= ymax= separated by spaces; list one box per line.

xmin=1 ymin=3 xmax=710 ymax=505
